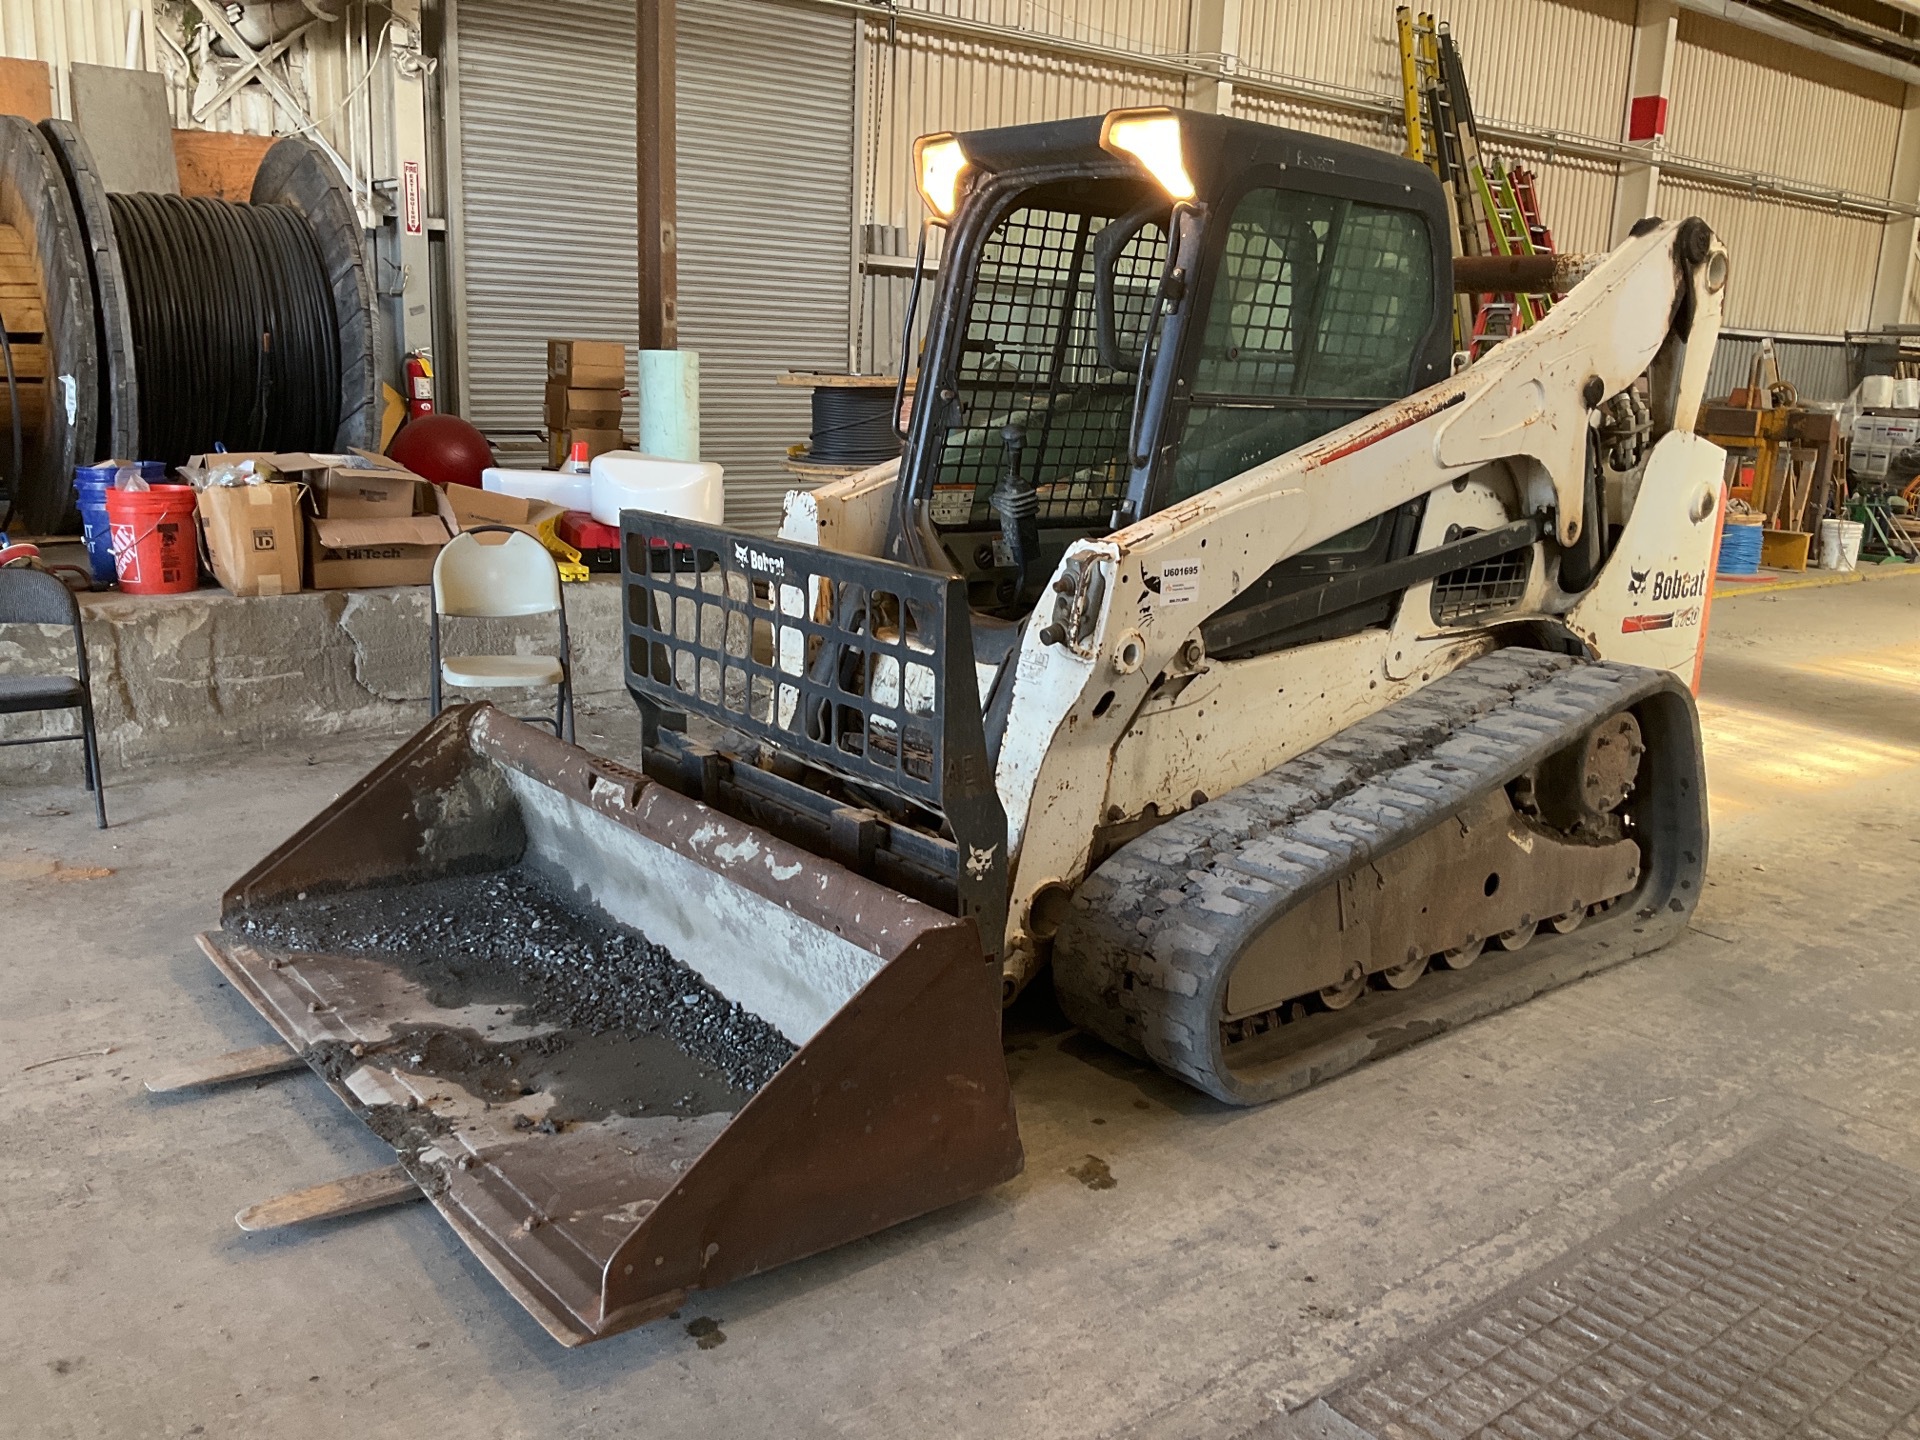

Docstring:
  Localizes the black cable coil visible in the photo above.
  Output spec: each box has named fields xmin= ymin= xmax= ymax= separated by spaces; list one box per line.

xmin=107 ymin=191 xmax=340 ymax=468
xmin=807 ymin=384 xmax=902 ymax=467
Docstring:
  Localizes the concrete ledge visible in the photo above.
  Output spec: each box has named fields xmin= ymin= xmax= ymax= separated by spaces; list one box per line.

xmin=0 ymin=580 xmax=626 ymax=781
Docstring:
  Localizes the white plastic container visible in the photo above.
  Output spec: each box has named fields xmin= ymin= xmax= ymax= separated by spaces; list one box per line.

xmin=1818 ymin=518 xmax=1865 ymax=571
xmin=1897 ymin=378 xmax=1920 ymax=411
xmin=481 ymin=466 xmax=592 ymax=512
xmin=589 ymin=451 xmax=724 ymax=527
xmin=1860 ymin=375 xmax=1898 ymax=410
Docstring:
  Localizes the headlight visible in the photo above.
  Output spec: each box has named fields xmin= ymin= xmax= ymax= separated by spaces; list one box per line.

xmin=913 ymin=133 xmax=969 ymax=220
xmin=1100 ymin=108 xmax=1194 ymax=202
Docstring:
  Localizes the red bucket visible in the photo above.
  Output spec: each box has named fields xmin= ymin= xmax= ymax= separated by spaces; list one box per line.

xmin=104 ymin=484 xmax=201 ymax=595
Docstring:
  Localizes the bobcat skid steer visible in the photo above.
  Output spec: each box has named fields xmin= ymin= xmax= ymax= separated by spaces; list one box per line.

xmin=182 ymin=109 xmax=1727 ymax=1344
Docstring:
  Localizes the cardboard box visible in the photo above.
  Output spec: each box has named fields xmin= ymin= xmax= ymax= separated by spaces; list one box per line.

xmin=184 ymin=450 xmax=424 ymax=519
xmin=547 ymin=339 xmax=626 ymax=389
xmin=548 ymin=427 xmax=626 ymax=468
xmin=437 ymin=483 xmax=565 ymax=540
xmin=543 ymin=380 xmax=624 ymax=430
xmin=197 ymin=482 xmax=305 ymax=597
xmin=313 ymin=465 xmax=422 ymax=519
xmin=308 ymin=513 xmax=450 ymax=589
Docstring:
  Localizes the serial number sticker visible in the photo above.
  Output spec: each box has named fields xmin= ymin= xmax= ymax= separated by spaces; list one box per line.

xmin=1156 ymin=559 xmax=1202 ymax=605
xmin=931 ymin=488 xmax=974 ymax=525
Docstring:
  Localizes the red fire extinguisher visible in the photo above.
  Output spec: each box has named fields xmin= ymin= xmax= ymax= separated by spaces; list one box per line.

xmin=403 ymin=350 xmax=435 ymax=420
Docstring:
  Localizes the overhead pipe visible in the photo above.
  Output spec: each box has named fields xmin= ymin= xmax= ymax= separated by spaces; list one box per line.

xmin=1674 ymin=0 xmax=1920 ymax=86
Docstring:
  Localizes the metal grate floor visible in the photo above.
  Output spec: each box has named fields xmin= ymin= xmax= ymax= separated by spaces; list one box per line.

xmin=1279 ymin=1132 xmax=1920 ymax=1439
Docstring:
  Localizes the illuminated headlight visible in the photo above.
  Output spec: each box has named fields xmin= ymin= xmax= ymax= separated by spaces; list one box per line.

xmin=1100 ymin=108 xmax=1195 ymax=202
xmin=913 ymin=133 xmax=969 ymax=220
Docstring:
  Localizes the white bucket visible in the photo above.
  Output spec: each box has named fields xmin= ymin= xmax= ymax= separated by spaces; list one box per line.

xmin=590 ymin=451 xmax=724 ymax=527
xmin=1818 ymin=518 xmax=1865 ymax=571
xmin=482 ymin=466 xmax=591 ymax=512
xmin=1861 ymin=375 xmax=1897 ymax=409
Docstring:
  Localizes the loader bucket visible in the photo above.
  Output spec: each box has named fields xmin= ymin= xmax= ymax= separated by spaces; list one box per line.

xmin=197 ymin=703 xmax=1022 ymax=1345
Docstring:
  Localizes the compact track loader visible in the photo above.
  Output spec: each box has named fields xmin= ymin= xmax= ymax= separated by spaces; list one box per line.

xmin=183 ymin=109 xmax=1727 ymax=1343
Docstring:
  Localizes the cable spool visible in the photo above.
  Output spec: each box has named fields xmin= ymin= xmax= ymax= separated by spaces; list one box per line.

xmin=779 ymin=372 xmax=902 ymax=474
xmin=0 ymin=124 xmax=374 ymax=534
xmin=107 ymin=192 xmax=341 ymax=466
xmin=0 ymin=116 xmax=97 ymax=534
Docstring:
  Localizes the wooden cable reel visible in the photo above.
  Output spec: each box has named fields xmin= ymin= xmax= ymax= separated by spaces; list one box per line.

xmin=0 ymin=115 xmax=96 ymax=535
xmin=0 ymin=121 xmax=376 ymax=536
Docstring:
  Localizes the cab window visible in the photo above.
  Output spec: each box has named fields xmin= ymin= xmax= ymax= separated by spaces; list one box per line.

xmin=1169 ymin=188 xmax=1433 ymax=507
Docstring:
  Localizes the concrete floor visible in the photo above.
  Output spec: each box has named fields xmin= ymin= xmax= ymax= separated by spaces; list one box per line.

xmin=5 ymin=574 xmax=1920 ymax=1440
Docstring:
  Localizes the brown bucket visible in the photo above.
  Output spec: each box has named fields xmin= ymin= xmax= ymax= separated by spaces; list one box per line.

xmin=198 ymin=703 xmax=1022 ymax=1344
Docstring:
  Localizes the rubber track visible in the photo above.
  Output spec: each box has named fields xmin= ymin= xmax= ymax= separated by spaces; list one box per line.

xmin=1053 ymin=649 xmax=1703 ymax=1105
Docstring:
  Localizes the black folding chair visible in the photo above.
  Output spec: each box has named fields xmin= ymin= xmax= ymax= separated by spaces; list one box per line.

xmin=0 ymin=568 xmax=107 ymax=827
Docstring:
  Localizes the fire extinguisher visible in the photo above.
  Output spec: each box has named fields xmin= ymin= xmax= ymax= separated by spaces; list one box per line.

xmin=403 ymin=350 xmax=435 ymax=420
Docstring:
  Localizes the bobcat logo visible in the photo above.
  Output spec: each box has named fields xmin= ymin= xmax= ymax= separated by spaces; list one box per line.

xmin=966 ymin=843 xmax=998 ymax=879
xmin=1627 ymin=566 xmax=1650 ymax=596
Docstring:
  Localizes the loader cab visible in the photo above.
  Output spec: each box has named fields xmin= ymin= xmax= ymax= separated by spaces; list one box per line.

xmin=893 ymin=110 xmax=1455 ymax=648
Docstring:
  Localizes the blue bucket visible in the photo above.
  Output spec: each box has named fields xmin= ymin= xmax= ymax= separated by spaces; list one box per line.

xmin=74 ymin=463 xmax=121 ymax=585
xmin=75 ymin=461 xmax=175 ymax=585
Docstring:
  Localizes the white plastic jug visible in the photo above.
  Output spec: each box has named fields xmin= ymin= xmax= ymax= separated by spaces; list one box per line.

xmin=590 ymin=451 xmax=724 ymax=527
xmin=481 ymin=466 xmax=592 ymax=512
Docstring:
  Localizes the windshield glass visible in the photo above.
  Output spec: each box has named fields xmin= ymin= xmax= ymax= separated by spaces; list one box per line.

xmin=928 ymin=187 xmax=1168 ymax=533
xmin=1170 ymin=187 xmax=1433 ymax=506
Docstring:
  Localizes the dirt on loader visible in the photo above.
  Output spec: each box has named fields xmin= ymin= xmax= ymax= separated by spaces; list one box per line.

xmin=234 ymin=867 xmax=795 ymax=1122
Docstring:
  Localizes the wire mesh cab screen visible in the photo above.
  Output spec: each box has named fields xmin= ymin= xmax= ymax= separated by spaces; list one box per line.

xmin=931 ymin=190 xmax=1168 ymax=534
xmin=621 ymin=517 xmax=983 ymax=813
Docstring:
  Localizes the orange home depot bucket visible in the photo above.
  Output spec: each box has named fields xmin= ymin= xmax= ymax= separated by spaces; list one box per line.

xmin=104 ymin=484 xmax=201 ymax=595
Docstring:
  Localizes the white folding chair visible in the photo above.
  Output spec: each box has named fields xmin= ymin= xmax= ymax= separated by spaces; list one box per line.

xmin=429 ymin=525 xmax=574 ymax=741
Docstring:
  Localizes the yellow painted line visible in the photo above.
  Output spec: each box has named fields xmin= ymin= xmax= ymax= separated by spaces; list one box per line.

xmin=1712 ymin=561 xmax=1920 ymax=601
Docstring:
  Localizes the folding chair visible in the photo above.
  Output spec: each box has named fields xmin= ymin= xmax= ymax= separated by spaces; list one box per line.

xmin=429 ymin=525 xmax=574 ymax=741
xmin=0 ymin=568 xmax=107 ymax=827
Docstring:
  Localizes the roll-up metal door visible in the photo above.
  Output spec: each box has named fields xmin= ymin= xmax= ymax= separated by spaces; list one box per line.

xmin=677 ymin=1 xmax=856 ymax=530
xmin=449 ymin=0 xmax=641 ymax=463
xmin=448 ymin=0 xmax=856 ymax=528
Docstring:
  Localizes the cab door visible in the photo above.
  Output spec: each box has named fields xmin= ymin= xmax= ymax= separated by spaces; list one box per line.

xmin=1149 ymin=178 xmax=1448 ymax=656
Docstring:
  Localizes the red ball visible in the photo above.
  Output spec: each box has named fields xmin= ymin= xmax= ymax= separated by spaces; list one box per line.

xmin=387 ymin=413 xmax=497 ymax=488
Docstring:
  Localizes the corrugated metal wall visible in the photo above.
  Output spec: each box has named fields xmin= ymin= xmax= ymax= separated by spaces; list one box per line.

xmin=451 ymin=0 xmax=857 ymax=527
xmin=1663 ymin=9 xmax=1904 ymax=335
xmin=850 ymin=0 xmax=1915 ymax=364
xmin=1667 ymin=12 xmax=1902 ymax=198
xmin=679 ymin=0 xmax=857 ymax=530
xmin=1236 ymin=0 xmax=1636 ymax=142
xmin=0 ymin=0 xmax=348 ymax=142
xmin=450 ymin=0 xmax=640 ymax=457
xmin=1706 ymin=334 xmax=1850 ymax=405
xmin=856 ymin=19 xmax=1183 ymax=370
xmin=1657 ymin=177 xmax=1887 ymax=336
xmin=1231 ymin=0 xmax=1632 ymax=253
xmin=0 ymin=0 xmax=144 ymax=115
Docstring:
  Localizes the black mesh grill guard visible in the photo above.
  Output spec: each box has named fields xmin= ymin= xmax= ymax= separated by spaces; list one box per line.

xmin=621 ymin=515 xmax=1008 ymax=953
